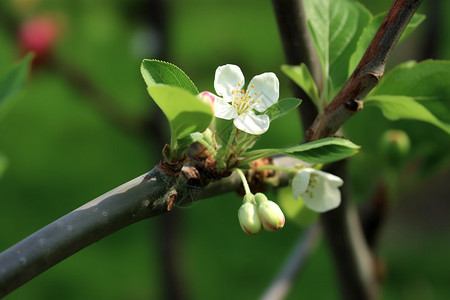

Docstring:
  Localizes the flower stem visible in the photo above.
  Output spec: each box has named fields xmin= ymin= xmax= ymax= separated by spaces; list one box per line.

xmin=257 ymin=165 xmax=293 ymax=173
xmin=235 ymin=168 xmax=251 ymax=195
xmin=238 ymin=149 xmax=278 ymax=166
xmin=241 ymin=148 xmax=278 ymax=158
xmin=197 ymin=138 xmax=217 ymax=157
xmin=226 ymin=127 xmax=237 ymax=155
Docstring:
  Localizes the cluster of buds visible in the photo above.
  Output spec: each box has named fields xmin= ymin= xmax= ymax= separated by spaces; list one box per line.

xmin=238 ymin=193 xmax=285 ymax=235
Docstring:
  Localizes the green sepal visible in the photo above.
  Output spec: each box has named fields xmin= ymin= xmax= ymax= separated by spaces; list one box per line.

xmin=264 ymin=97 xmax=302 ymax=122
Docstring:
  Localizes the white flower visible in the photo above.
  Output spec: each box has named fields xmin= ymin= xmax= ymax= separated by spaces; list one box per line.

xmin=292 ymin=168 xmax=344 ymax=213
xmin=212 ymin=64 xmax=279 ymax=135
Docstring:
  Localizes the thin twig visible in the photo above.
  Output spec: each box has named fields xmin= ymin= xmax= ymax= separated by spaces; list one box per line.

xmin=260 ymin=223 xmax=320 ymax=300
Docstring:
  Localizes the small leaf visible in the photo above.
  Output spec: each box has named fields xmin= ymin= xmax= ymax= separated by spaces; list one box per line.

xmin=147 ymin=85 xmax=213 ymax=149
xmin=281 ymin=64 xmax=319 ymax=104
xmin=0 ymin=54 xmax=32 ymax=116
xmin=280 ymin=137 xmax=360 ymax=163
xmin=141 ymin=59 xmax=199 ymax=95
xmin=264 ymin=97 xmax=302 ymax=122
xmin=366 ymin=60 xmax=450 ymax=134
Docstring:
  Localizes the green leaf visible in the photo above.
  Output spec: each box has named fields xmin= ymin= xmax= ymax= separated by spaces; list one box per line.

xmin=141 ymin=59 xmax=199 ymax=95
xmin=280 ymin=137 xmax=360 ymax=163
xmin=177 ymin=132 xmax=204 ymax=151
xmin=303 ymin=0 xmax=371 ymax=101
xmin=281 ymin=64 xmax=319 ymax=105
xmin=0 ymin=54 xmax=32 ymax=117
xmin=147 ymin=85 xmax=213 ymax=149
xmin=366 ymin=60 xmax=450 ymax=134
xmin=348 ymin=13 xmax=426 ymax=75
xmin=264 ymin=97 xmax=302 ymax=122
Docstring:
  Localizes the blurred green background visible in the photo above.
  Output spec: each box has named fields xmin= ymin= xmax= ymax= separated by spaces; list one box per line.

xmin=0 ymin=0 xmax=449 ymax=299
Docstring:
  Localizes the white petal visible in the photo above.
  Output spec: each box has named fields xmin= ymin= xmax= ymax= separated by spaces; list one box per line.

xmin=233 ymin=112 xmax=269 ymax=135
xmin=214 ymin=64 xmax=245 ymax=100
xmin=292 ymin=169 xmax=311 ymax=200
xmin=302 ymin=170 xmax=343 ymax=213
xmin=247 ymin=72 xmax=279 ymax=112
xmin=214 ymin=96 xmax=238 ymax=120
xmin=314 ymin=170 xmax=344 ymax=186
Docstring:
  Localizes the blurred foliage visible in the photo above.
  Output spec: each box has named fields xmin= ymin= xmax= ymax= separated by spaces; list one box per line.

xmin=0 ymin=0 xmax=449 ymax=299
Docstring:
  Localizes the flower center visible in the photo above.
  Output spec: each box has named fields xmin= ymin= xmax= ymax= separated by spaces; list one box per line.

xmin=231 ymin=83 xmax=261 ymax=115
xmin=304 ymin=173 xmax=318 ymax=199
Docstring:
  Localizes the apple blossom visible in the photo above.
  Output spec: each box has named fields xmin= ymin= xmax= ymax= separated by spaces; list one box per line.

xmin=212 ymin=64 xmax=279 ymax=135
xmin=292 ymin=168 xmax=344 ymax=213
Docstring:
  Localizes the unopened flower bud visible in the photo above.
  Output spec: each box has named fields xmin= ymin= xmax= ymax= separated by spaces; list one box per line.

xmin=198 ymin=91 xmax=215 ymax=113
xmin=379 ymin=129 xmax=410 ymax=167
xmin=238 ymin=202 xmax=262 ymax=235
xmin=254 ymin=193 xmax=285 ymax=232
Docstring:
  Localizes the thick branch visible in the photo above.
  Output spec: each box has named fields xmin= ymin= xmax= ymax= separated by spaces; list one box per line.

xmin=321 ymin=160 xmax=378 ymax=299
xmin=306 ymin=0 xmax=423 ymax=141
xmin=0 ymin=156 xmax=293 ymax=297
xmin=271 ymin=0 xmax=321 ymax=130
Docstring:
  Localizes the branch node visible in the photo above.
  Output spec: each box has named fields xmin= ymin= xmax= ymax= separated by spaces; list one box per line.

xmin=157 ymin=159 xmax=184 ymax=177
xmin=344 ymin=99 xmax=364 ymax=112
xmin=167 ymin=191 xmax=177 ymax=211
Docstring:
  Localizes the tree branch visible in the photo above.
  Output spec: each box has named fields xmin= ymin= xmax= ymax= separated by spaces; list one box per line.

xmin=0 ymin=156 xmax=293 ymax=298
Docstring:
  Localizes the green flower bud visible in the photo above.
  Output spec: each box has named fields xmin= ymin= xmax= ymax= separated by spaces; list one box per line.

xmin=254 ymin=192 xmax=268 ymax=204
xmin=379 ymin=129 xmax=410 ymax=167
xmin=255 ymin=193 xmax=285 ymax=232
xmin=238 ymin=202 xmax=262 ymax=235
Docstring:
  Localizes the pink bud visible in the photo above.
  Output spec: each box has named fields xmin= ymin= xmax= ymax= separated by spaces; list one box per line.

xmin=199 ymin=91 xmax=215 ymax=103
xmin=18 ymin=16 xmax=60 ymax=59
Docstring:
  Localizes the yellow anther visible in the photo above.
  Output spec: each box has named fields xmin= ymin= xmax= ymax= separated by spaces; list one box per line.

xmin=254 ymin=92 xmax=258 ymax=95
xmin=250 ymin=84 xmax=255 ymax=88
xmin=257 ymin=100 xmax=261 ymax=103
